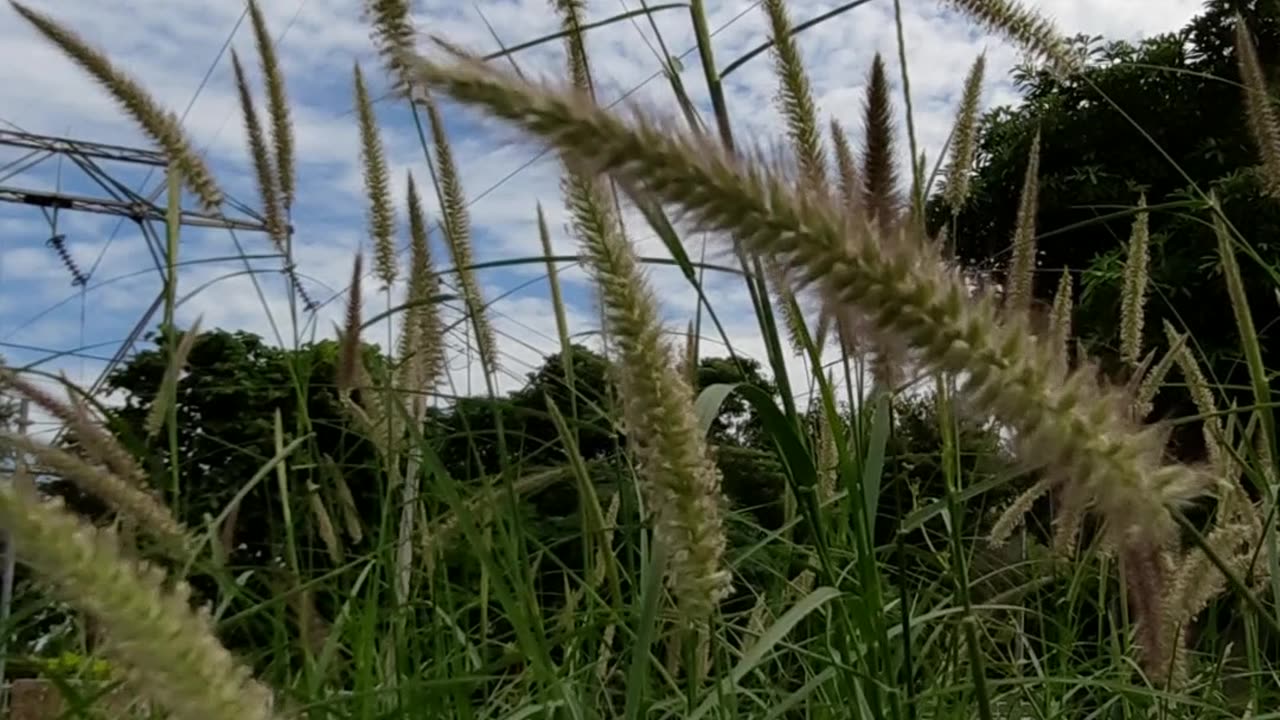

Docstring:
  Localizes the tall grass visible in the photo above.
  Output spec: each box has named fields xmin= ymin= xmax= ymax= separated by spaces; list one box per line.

xmin=1 ymin=0 xmax=1278 ymax=718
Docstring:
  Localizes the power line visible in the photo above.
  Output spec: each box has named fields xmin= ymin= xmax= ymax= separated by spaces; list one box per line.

xmin=315 ymin=1 xmax=766 ymax=314
xmin=82 ymin=5 xmax=252 ymax=280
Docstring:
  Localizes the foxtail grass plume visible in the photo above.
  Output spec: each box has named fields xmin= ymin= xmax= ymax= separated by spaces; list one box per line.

xmin=939 ymin=0 xmax=1078 ymax=77
xmin=1119 ymin=195 xmax=1150 ymax=367
xmin=364 ymin=0 xmax=418 ymax=93
xmin=326 ymin=461 xmax=365 ymax=544
xmin=395 ymin=52 xmax=1213 ymax=551
xmin=1236 ymin=14 xmax=1280 ymax=199
xmin=422 ymin=94 xmax=499 ymax=372
xmin=767 ymin=263 xmax=812 ymax=356
xmin=353 ymin=63 xmax=398 ymax=288
xmin=0 ymin=432 xmax=187 ymax=552
xmin=1132 ymin=330 xmax=1185 ymax=420
xmin=0 ymin=370 xmax=145 ymax=487
xmin=830 ymin=119 xmax=862 ymax=212
xmin=0 ymin=486 xmax=279 ymax=720
xmin=145 ymin=318 xmax=204 ymax=439
xmin=815 ymin=393 xmax=839 ymax=505
xmin=855 ymin=53 xmax=908 ymax=383
xmin=246 ymin=0 xmax=295 ymax=212
xmin=763 ymin=0 xmax=826 ymax=189
xmin=402 ymin=173 xmax=446 ymax=396
xmin=762 ymin=0 xmax=826 ymax=354
xmin=861 ymin=54 xmax=900 ymax=228
xmin=1158 ymin=410 xmax=1265 ymax=685
xmin=1004 ymin=129 xmax=1041 ymax=314
xmin=1211 ymin=196 xmax=1275 ymax=464
xmin=335 ymin=253 xmax=399 ymax=456
xmin=818 ymin=119 xmax=863 ymax=349
xmin=10 ymin=2 xmax=223 ymax=212
xmin=307 ymin=482 xmax=343 ymax=565
xmin=945 ymin=54 xmax=986 ymax=213
xmin=552 ymin=0 xmax=595 ymax=93
xmin=681 ymin=320 xmax=698 ymax=388
xmin=1047 ymin=269 xmax=1072 ymax=366
xmin=337 ymin=251 xmax=365 ymax=398
xmin=231 ymin=51 xmax=288 ymax=252
xmin=549 ymin=0 xmax=730 ymax=618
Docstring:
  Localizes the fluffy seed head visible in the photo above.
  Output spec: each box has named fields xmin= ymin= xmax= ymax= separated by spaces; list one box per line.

xmin=0 ymin=486 xmax=278 ymax=720
xmin=396 ymin=53 xmax=1213 ymax=550
xmin=353 ymin=63 xmax=398 ymax=288
xmin=11 ymin=1 xmax=223 ymax=211
xmin=945 ymin=53 xmax=986 ymax=213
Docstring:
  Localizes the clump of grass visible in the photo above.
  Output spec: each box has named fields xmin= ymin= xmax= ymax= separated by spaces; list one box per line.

xmin=12 ymin=0 xmax=1280 ymax=716
xmin=398 ymin=49 xmax=1212 ymax=556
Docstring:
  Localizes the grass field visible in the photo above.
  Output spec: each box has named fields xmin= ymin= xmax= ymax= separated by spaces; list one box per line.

xmin=1 ymin=0 xmax=1279 ymax=718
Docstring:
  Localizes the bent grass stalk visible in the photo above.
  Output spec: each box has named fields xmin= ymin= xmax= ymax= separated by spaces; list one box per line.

xmin=10 ymin=0 xmax=1280 ymax=716
xmin=398 ymin=52 xmax=1213 ymax=553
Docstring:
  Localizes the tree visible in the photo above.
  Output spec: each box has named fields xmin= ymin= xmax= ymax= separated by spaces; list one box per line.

xmin=58 ymin=329 xmax=785 ymax=572
xmin=931 ymin=0 xmax=1280 ymax=460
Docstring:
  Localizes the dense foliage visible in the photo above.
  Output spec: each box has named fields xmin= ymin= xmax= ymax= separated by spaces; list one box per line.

xmin=931 ymin=0 xmax=1280 ymax=459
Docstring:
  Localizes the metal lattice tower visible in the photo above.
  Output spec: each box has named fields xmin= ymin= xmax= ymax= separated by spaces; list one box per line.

xmin=0 ymin=128 xmax=302 ymax=396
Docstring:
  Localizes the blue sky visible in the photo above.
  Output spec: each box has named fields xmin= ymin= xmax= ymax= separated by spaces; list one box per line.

xmin=0 ymin=0 xmax=1204 ymax=435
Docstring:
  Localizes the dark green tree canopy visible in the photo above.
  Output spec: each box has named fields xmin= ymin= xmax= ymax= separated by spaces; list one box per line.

xmin=930 ymin=0 xmax=1280 ymax=458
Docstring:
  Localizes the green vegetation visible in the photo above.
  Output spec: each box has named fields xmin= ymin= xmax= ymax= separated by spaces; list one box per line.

xmin=1 ymin=0 xmax=1279 ymax=718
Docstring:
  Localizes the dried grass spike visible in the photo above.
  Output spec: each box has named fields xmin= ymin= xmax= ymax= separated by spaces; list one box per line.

xmin=0 ymin=371 xmax=145 ymax=486
xmin=231 ymin=52 xmax=287 ymax=252
xmin=0 ymin=432 xmax=187 ymax=552
xmin=364 ymin=0 xmax=417 ymax=92
xmin=0 ymin=486 xmax=279 ymax=720
xmin=423 ymin=94 xmax=498 ymax=372
xmin=552 ymin=0 xmax=594 ymax=93
xmin=945 ymin=53 xmax=986 ymax=213
xmin=395 ymin=53 xmax=1214 ymax=551
xmin=1119 ymin=195 xmax=1150 ymax=367
xmin=246 ymin=0 xmax=295 ymax=211
xmin=861 ymin=54 xmax=900 ymax=227
xmin=353 ymin=63 xmax=398 ymax=287
xmin=763 ymin=0 xmax=826 ymax=188
xmin=940 ymin=0 xmax=1078 ymax=77
xmin=1004 ymin=129 xmax=1041 ymax=314
xmin=830 ymin=119 xmax=862 ymax=213
xmin=1047 ymin=268 xmax=1072 ymax=367
xmin=403 ymin=172 xmax=446 ymax=394
xmin=11 ymin=2 xmax=223 ymax=212
xmin=1134 ymin=330 xmax=1186 ymax=419
xmin=337 ymin=251 xmax=365 ymax=396
xmin=1236 ymin=14 xmax=1280 ymax=198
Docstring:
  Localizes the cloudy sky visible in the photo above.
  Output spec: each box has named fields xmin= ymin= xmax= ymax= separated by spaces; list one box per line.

xmin=0 ymin=0 xmax=1205 ymax=435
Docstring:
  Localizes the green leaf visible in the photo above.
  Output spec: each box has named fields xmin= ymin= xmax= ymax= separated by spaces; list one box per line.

xmin=688 ymin=586 xmax=842 ymax=720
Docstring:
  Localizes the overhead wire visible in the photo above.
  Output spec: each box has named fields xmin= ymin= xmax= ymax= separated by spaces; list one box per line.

xmin=313 ymin=0 xmax=765 ymax=315
xmin=82 ymin=6 xmax=251 ymax=281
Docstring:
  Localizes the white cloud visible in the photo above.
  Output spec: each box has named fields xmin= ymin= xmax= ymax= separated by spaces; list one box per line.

xmin=0 ymin=0 xmax=1204 ymax=435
